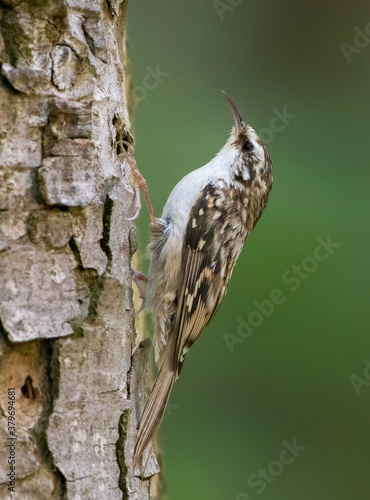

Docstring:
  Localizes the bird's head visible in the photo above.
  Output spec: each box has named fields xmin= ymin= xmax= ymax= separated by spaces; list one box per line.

xmin=222 ymin=91 xmax=273 ymax=193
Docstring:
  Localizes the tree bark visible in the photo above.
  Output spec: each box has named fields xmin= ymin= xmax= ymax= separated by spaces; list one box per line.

xmin=0 ymin=1 xmax=159 ymax=498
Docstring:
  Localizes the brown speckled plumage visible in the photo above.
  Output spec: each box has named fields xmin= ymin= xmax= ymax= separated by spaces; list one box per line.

xmin=134 ymin=94 xmax=273 ymax=468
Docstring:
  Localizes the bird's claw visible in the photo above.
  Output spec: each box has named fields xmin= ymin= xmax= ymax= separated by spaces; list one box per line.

xmin=131 ymin=267 xmax=148 ymax=314
xmin=115 ymin=140 xmax=155 ymax=223
xmin=116 ymin=140 xmax=134 ymax=159
xmin=124 ymin=184 xmax=141 ymax=222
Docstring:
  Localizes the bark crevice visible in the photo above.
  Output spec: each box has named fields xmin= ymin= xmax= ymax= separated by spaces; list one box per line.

xmin=36 ymin=339 xmax=68 ymax=499
xmin=100 ymin=195 xmax=114 ymax=270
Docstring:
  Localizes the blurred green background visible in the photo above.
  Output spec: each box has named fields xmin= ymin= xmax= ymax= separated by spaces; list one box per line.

xmin=127 ymin=1 xmax=370 ymax=499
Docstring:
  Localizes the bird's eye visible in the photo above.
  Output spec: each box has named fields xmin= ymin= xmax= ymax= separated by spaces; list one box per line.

xmin=242 ymin=140 xmax=254 ymax=153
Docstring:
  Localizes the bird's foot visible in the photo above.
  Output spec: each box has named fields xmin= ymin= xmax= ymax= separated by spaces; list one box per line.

xmin=117 ymin=141 xmax=156 ymax=223
xmin=131 ymin=267 xmax=148 ymax=314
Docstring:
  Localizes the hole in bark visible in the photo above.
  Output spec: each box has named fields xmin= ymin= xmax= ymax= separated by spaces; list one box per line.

xmin=100 ymin=196 xmax=113 ymax=270
xmin=116 ymin=139 xmax=128 ymax=155
xmin=113 ymin=115 xmax=133 ymax=155
xmin=21 ymin=376 xmax=36 ymax=400
xmin=43 ymin=341 xmax=54 ymax=362
xmin=69 ymin=236 xmax=83 ymax=269
xmin=0 ymin=73 xmax=20 ymax=94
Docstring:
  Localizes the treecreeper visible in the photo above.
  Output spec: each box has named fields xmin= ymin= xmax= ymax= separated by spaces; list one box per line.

xmin=124 ymin=92 xmax=273 ymax=470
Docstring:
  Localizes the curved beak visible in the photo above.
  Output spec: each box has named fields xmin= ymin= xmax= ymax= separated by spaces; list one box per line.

xmin=222 ymin=91 xmax=246 ymax=134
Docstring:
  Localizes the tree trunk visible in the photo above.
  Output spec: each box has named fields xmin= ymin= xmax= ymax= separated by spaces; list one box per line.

xmin=0 ymin=1 xmax=159 ymax=498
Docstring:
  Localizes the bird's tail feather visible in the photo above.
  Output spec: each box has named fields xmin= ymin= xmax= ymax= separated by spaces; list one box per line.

xmin=134 ymin=368 xmax=175 ymax=467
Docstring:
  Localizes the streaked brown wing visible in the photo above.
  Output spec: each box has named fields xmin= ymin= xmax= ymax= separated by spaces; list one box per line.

xmin=172 ymin=182 xmax=247 ymax=373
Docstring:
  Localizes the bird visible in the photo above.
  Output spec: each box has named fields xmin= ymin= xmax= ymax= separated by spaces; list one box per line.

xmin=130 ymin=92 xmax=273 ymax=468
